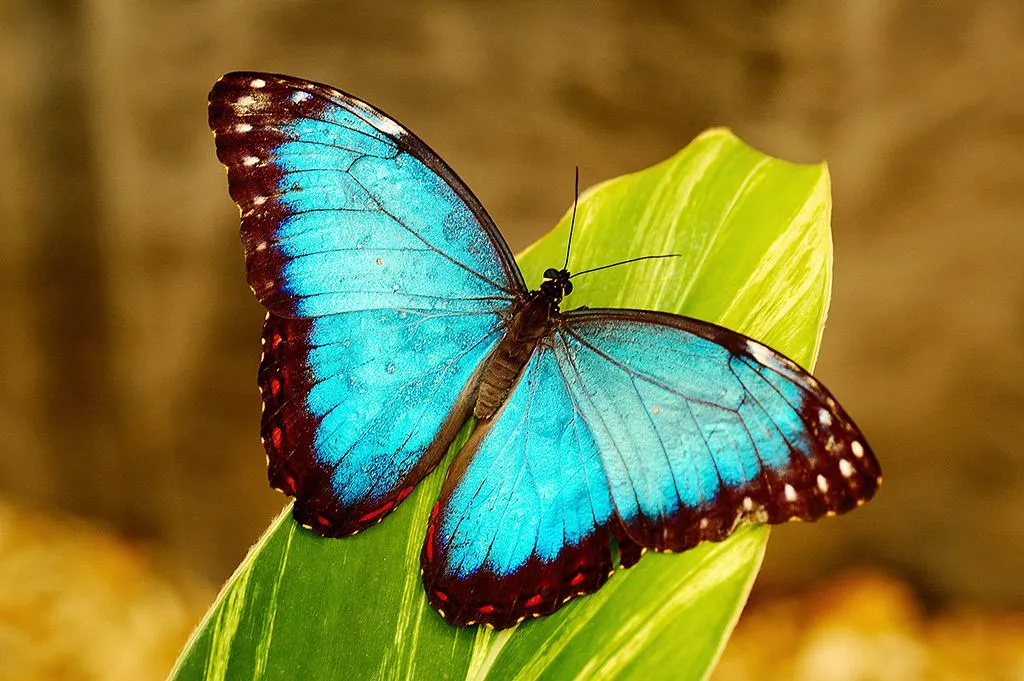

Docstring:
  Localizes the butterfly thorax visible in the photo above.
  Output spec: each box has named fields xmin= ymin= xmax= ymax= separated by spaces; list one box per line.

xmin=473 ymin=269 xmax=570 ymax=419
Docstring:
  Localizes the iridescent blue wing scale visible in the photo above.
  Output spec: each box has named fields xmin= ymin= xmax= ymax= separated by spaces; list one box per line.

xmin=422 ymin=309 xmax=880 ymax=628
xmin=208 ymin=72 xmax=526 ymax=535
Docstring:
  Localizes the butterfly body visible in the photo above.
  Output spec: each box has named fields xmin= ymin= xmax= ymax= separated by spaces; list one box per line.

xmin=474 ymin=270 xmax=570 ymax=419
xmin=209 ymin=72 xmax=881 ymax=630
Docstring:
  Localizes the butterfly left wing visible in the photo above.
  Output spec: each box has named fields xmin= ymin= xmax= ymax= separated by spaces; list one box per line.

xmin=422 ymin=308 xmax=881 ymax=628
xmin=208 ymin=72 xmax=527 ymax=535
xmin=258 ymin=308 xmax=505 ymax=536
xmin=209 ymin=72 xmax=526 ymax=318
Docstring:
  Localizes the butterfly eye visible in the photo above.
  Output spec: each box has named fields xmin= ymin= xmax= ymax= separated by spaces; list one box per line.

xmin=564 ymin=281 xmax=573 ymax=295
xmin=543 ymin=268 xmax=559 ymax=279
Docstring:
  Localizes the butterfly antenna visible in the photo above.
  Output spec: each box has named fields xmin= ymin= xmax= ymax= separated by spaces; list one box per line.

xmin=564 ymin=167 xmax=579 ymax=271
xmin=569 ymin=253 xmax=682 ymax=279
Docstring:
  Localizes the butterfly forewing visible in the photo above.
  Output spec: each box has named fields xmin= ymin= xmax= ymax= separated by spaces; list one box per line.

xmin=208 ymin=72 xmax=526 ymax=317
xmin=553 ymin=309 xmax=881 ymax=552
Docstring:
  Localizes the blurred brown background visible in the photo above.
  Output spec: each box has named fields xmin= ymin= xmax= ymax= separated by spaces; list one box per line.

xmin=1 ymin=1 xmax=1022 ymax=679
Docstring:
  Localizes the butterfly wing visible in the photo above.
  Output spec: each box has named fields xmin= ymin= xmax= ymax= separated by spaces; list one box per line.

xmin=209 ymin=72 xmax=525 ymax=316
xmin=421 ymin=346 xmax=641 ymax=628
xmin=422 ymin=308 xmax=880 ymax=628
xmin=209 ymin=72 xmax=526 ymax=535
xmin=553 ymin=309 xmax=881 ymax=551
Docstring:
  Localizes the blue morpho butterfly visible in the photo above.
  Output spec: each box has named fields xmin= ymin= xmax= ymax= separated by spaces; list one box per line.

xmin=208 ymin=72 xmax=881 ymax=630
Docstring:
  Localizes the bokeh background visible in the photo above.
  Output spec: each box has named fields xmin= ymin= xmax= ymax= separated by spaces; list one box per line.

xmin=2 ymin=1 xmax=1022 ymax=679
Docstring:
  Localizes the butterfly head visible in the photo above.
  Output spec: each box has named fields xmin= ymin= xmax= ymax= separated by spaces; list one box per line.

xmin=540 ymin=267 xmax=573 ymax=306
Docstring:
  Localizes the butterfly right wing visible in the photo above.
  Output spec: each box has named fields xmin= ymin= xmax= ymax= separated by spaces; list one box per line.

xmin=421 ymin=346 xmax=635 ymax=628
xmin=421 ymin=308 xmax=881 ymax=628
xmin=209 ymin=72 xmax=527 ymax=535
xmin=553 ymin=308 xmax=882 ymax=553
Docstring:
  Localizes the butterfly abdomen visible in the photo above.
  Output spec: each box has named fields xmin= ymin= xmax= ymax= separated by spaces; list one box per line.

xmin=474 ymin=294 xmax=555 ymax=419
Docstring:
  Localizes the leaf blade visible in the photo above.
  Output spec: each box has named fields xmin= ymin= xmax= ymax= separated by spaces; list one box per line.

xmin=171 ymin=128 xmax=833 ymax=681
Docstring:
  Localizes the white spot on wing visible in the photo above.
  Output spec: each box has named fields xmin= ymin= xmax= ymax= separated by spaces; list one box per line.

xmin=253 ymin=196 xmax=267 ymax=206
xmin=236 ymin=95 xmax=255 ymax=107
xmin=351 ymin=98 xmax=375 ymax=113
xmin=291 ymin=91 xmax=312 ymax=103
xmin=235 ymin=123 xmax=253 ymax=133
xmin=839 ymin=459 xmax=855 ymax=478
xmin=784 ymin=484 xmax=797 ymax=502
xmin=375 ymin=116 xmax=405 ymax=137
xmin=242 ymin=156 xmax=259 ymax=167
xmin=851 ymin=440 xmax=865 ymax=458
xmin=745 ymin=339 xmax=776 ymax=366
xmin=742 ymin=496 xmax=753 ymax=512
xmin=250 ymin=78 xmax=267 ymax=88
xmin=818 ymin=409 xmax=832 ymax=426
xmin=816 ymin=474 xmax=829 ymax=493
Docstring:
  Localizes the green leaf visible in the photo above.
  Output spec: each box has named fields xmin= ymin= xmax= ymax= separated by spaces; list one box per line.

xmin=171 ymin=129 xmax=833 ymax=681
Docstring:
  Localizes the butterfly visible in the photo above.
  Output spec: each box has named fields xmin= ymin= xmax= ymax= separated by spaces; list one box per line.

xmin=208 ymin=72 xmax=881 ymax=630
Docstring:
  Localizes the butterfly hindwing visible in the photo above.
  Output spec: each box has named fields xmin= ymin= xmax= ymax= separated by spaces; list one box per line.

xmin=421 ymin=347 xmax=642 ymax=628
xmin=209 ymin=72 xmax=527 ymax=534
xmin=259 ymin=309 xmax=504 ymax=535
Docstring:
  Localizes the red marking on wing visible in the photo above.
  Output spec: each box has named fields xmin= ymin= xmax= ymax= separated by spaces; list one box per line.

xmin=425 ymin=521 xmax=436 ymax=563
xmin=477 ymin=604 xmax=496 ymax=615
xmin=357 ymin=501 xmax=394 ymax=524
xmin=270 ymin=426 xmax=283 ymax=449
xmin=523 ymin=594 xmax=543 ymax=608
xmin=569 ymin=572 xmax=586 ymax=587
